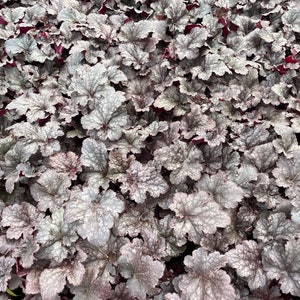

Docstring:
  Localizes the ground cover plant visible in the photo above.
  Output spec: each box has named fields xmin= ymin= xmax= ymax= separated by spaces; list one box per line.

xmin=0 ymin=0 xmax=300 ymax=299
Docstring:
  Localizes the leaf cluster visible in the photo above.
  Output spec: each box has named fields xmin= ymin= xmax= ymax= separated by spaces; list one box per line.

xmin=0 ymin=0 xmax=300 ymax=299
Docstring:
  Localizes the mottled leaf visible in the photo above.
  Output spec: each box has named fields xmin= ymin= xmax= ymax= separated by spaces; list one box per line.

xmin=170 ymin=192 xmax=231 ymax=243
xmin=119 ymin=44 xmax=149 ymax=70
xmin=36 ymin=208 xmax=78 ymax=262
xmin=196 ymin=172 xmax=244 ymax=209
xmin=81 ymin=91 xmax=128 ymax=141
xmin=80 ymin=138 xmax=108 ymax=189
xmin=175 ymin=27 xmax=209 ymax=59
xmin=263 ymin=239 xmax=300 ymax=296
xmin=1 ymin=203 xmax=42 ymax=239
xmin=253 ymin=213 xmax=300 ymax=243
xmin=65 ymin=187 xmax=124 ymax=246
xmin=154 ymin=141 xmax=203 ymax=184
xmin=178 ymin=248 xmax=235 ymax=300
xmin=7 ymin=121 xmax=64 ymax=157
xmin=5 ymin=34 xmax=47 ymax=62
xmin=0 ymin=257 xmax=15 ymax=292
xmin=49 ymin=151 xmax=82 ymax=180
xmin=117 ymin=240 xmax=165 ymax=299
xmin=226 ymin=241 xmax=266 ymax=290
xmin=39 ymin=260 xmax=85 ymax=300
xmin=30 ymin=170 xmax=71 ymax=212
xmin=191 ymin=53 xmax=231 ymax=80
xmin=272 ymin=150 xmax=300 ymax=199
xmin=120 ymin=161 xmax=168 ymax=204
xmin=6 ymin=89 xmax=59 ymax=123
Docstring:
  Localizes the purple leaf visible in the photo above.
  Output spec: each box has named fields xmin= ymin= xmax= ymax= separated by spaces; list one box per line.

xmin=1 ymin=202 xmax=42 ymax=239
xmin=120 ymin=161 xmax=168 ymax=203
xmin=49 ymin=151 xmax=82 ymax=180
xmin=30 ymin=170 xmax=71 ymax=212
xmin=178 ymin=248 xmax=235 ymax=300
xmin=117 ymin=239 xmax=165 ymax=299
xmin=263 ymin=239 xmax=300 ymax=296
xmin=154 ymin=141 xmax=203 ymax=184
xmin=170 ymin=191 xmax=231 ymax=243
xmin=226 ymin=240 xmax=266 ymax=290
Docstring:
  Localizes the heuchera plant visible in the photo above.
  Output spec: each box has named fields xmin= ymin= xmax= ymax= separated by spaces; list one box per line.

xmin=0 ymin=0 xmax=299 ymax=299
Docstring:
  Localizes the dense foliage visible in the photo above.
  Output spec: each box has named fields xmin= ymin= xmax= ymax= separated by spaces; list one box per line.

xmin=0 ymin=0 xmax=299 ymax=299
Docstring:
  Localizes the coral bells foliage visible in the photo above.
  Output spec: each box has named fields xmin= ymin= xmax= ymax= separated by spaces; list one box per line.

xmin=0 ymin=0 xmax=300 ymax=299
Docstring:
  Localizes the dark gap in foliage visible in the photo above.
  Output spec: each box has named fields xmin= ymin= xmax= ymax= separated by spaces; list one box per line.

xmin=71 ymin=177 xmax=85 ymax=187
xmin=285 ymin=49 xmax=292 ymax=57
xmin=276 ymin=103 xmax=289 ymax=110
xmin=195 ymin=18 xmax=202 ymax=24
xmin=165 ymin=26 xmax=174 ymax=38
xmin=1 ymin=1 xmax=17 ymax=7
xmin=282 ymin=295 xmax=299 ymax=300
xmin=184 ymin=72 xmax=192 ymax=82
xmin=204 ymin=87 xmax=211 ymax=98
xmin=165 ymin=241 xmax=197 ymax=277
xmin=258 ymin=74 xmax=265 ymax=83
xmin=246 ymin=54 xmax=255 ymax=60
xmin=151 ymin=106 xmax=174 ymax=121
xmin=35 ymin=21 xmax=44 ymax=29
xmin=62 ymin=137 xmax=83 ymax=154
xmin=4 ymin=90 xmax=17 ymax=100
xmin=156 ymin=40 xmax=169 ymax=52
xmin=296 ymin=133 xmax=300 ymax=145
xmin=13 ymin=115 xmax=27 ymax=123
xmin=53 ymin=56 xmax=66 ymax=67
xmin=245 ymin=106 xmax=257 ymax=113
xmin=160 ymin=166 xmax=171 ymax=177
xmin=8 ymin=286 xmax=25 ymax=300
xmin=135 ymin=147 xmax=153 ymax=164
xmin=278 ymin=186 xmax=286 ymax=198
xmin=69 ymin=114 xmax=82 ymax=126
xmin=61 ymin=93 xmax=70 ymax=99
xmin=27 ymin=61 xmax=44 ymax=69
xmin=109 ymin=181 xmax=121 ymax=192
xmin=295 ymin=33 xmax=300 ymax=44
xmin=60 ymin=287 xmax=74 ymax=299
xmin=45 ymin=208 xmax=52 ymax=217
xmin=154 ymin=205 xmax=173 ymax=220
xmin=111 ymin=82 xmax=124 ymax=92
xmin=154 ymin=204 xmax=161 ymax=219
xmin=61 ymin=48 xmax=70 ymax=60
